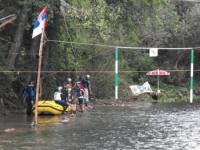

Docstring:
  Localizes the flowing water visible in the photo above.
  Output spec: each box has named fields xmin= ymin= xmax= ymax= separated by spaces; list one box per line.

xmin=1 ymin=102 xmax=200 ymax=150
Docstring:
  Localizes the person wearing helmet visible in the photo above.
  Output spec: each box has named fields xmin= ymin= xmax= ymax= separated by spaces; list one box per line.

xmin=81 ymin=75 xmax=92 ymax=106
xmin=76 ymin=81 xmax=86 ymax=112
xmin=54 ymin=86 xmax=63 ymax=101
xmin=64 ymin=77 xmax=74 ymax=102
xmin=54 ymin=86 xmax=70 ymax=112
xmin=86 ymin=74 xmax=90 ymax=79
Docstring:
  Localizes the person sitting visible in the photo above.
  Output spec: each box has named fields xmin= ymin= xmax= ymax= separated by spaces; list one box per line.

xmin=23 ymin=81 xmax=35 ymax=115
xmin=54 ymin=86 xmax=62 ymax=101
xmin=54 ymin=86 xmax=69 ymax=112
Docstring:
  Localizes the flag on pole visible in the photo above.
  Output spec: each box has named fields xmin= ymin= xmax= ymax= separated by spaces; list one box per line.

xmin=32 ymin=7 xmax=47 ymax=38
xmin=149 ymin=48 xmax=158 ymax=57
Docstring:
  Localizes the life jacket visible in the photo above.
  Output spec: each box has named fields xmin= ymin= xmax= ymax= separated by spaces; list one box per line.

xmin=77 ymin=85 xmax=85 ymax=98
xmin=31 ymin=89 xmax=35 ymax=97
xmin=23 ymin=86 xmax=29 ymax=97
xmin=23 ymin=86 xmax=35 ymax=97
xmin=81 ymin=80 xmax=89 ymax=89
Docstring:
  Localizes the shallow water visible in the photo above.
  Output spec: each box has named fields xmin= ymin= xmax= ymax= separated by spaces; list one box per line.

xmin=1 ymin=102 xmax=200 ymax=150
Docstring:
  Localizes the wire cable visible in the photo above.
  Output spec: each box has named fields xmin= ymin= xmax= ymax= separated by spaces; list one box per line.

xmin=46 ymin=39 xmax=200 ymax=50
xmin=0 ymin=69 xmax=200 ymax=73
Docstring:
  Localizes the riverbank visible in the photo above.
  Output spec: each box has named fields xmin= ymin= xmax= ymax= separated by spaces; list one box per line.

xmin=93 ymin=94 xmax=154 ymax=107
xmin=1 ymin=91 xmax=200 ymax=117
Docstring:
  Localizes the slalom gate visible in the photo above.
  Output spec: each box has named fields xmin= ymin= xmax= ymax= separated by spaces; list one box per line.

xmin=1 ymin=39 xmax=200 ymax=103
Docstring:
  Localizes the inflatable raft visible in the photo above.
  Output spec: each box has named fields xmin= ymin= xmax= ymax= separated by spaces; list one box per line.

xmin=32 ymin=100 xmax=72 ymax=115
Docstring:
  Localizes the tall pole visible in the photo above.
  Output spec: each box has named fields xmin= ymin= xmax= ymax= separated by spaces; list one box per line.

xmin=157 ymin=75 xmax=159 ymax=93
xmin=34 ymin=30 xmax=45 ymax=124
xmin=190 ymin=48 xmax=194 ymax=103
xmin=115 ymin=47 xmax=119 ymax=100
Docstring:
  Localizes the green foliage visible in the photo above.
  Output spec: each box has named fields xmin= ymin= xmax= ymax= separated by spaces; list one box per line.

xmin=41 ymin=0 xmax=183 ymax=98
xmin=159 ymin=86 xmax=188 ymax=103
xmin=2 ymin=0 xmax=200 ymax=101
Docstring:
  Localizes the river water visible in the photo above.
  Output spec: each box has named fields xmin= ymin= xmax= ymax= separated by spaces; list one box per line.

xmin=1 ymin=102 xmax=200 ymax=150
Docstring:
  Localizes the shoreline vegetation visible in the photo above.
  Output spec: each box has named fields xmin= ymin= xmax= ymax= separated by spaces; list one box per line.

xmin=1 ymin=1 xmax=200 ymax=115
xmin=1 ymin=93 xmax=200 ymax=116
xmin=1 ymin=82 xmax=200 ymax=115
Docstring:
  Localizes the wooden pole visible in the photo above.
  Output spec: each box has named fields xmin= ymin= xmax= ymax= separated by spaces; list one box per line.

xmin=34 ymin=30 xmax=45 ymax=125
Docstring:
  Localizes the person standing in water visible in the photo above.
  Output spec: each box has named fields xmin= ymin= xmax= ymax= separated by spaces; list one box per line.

xmin=23 ymin=81 xmax=35 ymax=115
xmin=54 ymin=86 xmax=63 ymax=101
xmin=81 ymin=75 xmax=92 ymax=106
xmin=64 ymin=78 xmax=74 ymax=102
xmin=76 ymin=81 xmax=86 ymax=112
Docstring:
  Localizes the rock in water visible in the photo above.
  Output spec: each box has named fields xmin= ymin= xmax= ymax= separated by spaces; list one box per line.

xmin=4 ymin=128 xmax=15 ymax=132
xmin=61 ymin=118 xmax=69 ymax=123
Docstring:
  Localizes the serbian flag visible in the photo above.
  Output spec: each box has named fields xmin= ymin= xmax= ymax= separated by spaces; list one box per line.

xmin=32 ymin=7 xmax=47 ymax=38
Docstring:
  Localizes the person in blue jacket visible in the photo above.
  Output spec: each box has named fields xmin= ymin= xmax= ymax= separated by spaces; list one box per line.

xmin=23 ymin=81 xmax=35 ymax=115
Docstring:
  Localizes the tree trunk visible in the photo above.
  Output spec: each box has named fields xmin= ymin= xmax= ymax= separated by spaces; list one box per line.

xmin=7 ymin=5 xmax=30 ymax=70
xmin=26 ymin=36 xmax=40 ymax=83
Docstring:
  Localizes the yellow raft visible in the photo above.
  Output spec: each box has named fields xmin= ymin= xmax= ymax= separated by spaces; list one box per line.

xmin=32 ymin=100 xmax=72 ymax=115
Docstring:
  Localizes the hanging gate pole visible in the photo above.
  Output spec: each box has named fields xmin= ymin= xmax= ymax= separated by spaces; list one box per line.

xmin=34 ymin=30 xmax=45 ymax=124
xmin=115 ymin=47 xmax=119 ymax=100
xmin=190 ymin=48 xmax=194 ymax=103
xmin=157 ymin=74 xmax=159 ymax=93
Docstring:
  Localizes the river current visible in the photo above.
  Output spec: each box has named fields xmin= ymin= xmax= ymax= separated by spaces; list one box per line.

xmin=1 ymin=102 xmax=200 ymax=150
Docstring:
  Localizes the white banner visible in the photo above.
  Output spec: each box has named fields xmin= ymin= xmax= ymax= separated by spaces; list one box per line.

xmin=129 ymin=82 xmax=153 ymax=96
xmin=149 ymin=48 xmax=158 ymax=57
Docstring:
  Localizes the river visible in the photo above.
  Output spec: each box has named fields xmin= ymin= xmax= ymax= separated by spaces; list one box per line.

xmin=1 ymin=102 xmax=200 ymax=150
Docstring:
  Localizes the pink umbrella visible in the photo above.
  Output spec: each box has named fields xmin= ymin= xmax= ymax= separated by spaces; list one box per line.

xmin=146 ymin=69 xmax=170 ymax=93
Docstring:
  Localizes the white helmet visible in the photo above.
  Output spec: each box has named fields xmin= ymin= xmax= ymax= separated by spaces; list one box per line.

xmin=58 ymin=86 xmax=63 ymax=91
xmin=86 ymin=74 xmax=90 ymax=79
xmin=67 ymin=78 xmax=72 ymax=83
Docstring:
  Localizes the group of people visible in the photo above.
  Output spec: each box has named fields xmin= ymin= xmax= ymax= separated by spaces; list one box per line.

xmin=23 ymin=74 xmax=92 ymax=115
xmin=53 ymin=74 xmax=92 ymax=113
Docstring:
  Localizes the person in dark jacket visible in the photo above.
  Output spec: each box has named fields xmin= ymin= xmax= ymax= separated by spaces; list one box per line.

xmin=23 ymin=81 xmax=35 ymax=115
xmin=61 ymin=85 xmax=67 ymax=102
xmin=81 ymin=75 xmax=92 ymax=106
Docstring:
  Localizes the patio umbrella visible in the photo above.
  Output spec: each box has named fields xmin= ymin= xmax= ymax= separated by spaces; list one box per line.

xmin=146 ymin=69 xmax=170 ymax=93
